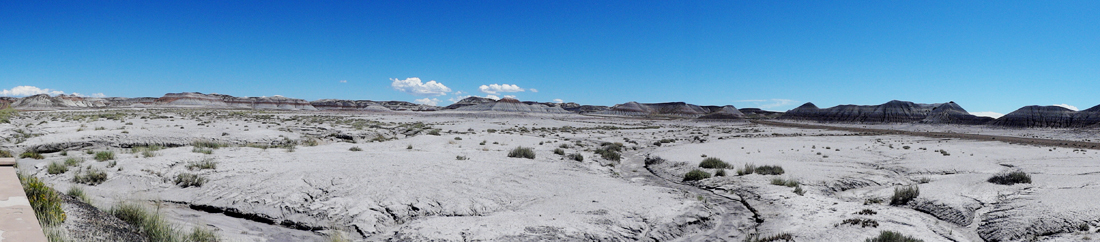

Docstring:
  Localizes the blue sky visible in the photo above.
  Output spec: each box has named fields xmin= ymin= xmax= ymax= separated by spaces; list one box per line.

xmin=1 ymin=1 xmax=1097 ymax=116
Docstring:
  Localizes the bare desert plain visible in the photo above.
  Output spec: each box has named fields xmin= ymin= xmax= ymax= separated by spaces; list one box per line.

xmin=4 ymin=107 xmax=1100 ymax=242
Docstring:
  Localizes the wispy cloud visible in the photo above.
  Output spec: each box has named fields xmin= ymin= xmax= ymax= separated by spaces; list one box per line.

xmin=479 ymin=84 xmax=525 ymax=94
xmin=971 ymin=111 xmax=1004 ymax=118
xmin=485 ymin=95 xmax=501 ymax=100
xmin=553 ymin=98 xmax=563 ymax=103
xmin=339 ymin=80 xmax=347 ymax=83
xmin=1053 ymin=104 xmax=1079 ymax=111
xmin=735 ymin=99 xmax=797 ymax=109
xmin=391 ymin=77 xmax=452 ymax=96
xmin=1 ymin=86 xmax=66 ymax=97
xmin=529 ymin=88 xmax=538 ymax=93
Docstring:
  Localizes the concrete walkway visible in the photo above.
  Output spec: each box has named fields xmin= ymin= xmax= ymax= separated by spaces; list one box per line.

xmin=0 ymin=157 xmax=48 ymax=242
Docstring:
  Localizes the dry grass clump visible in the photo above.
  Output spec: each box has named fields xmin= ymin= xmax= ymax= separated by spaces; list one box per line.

xmin=754 ymin=165 xmax=785 ymax=175
xmin=186 ymin=159 xmax=217 ymax=171
xmin=192 ymin=141 xmax=225 ymax=149
xmin=174 ymin=173 xmax=207 ymax=188
xmin=715 ymin=169 xmax=727 ymax=177
xmin=988 ymin=171 xmax=1031 ymax=185
xmin=67 ymin=186 xmax=93 ymax=204
xmin=890 ymin=185 xmax=920 ymax=206
xmin=770 ymin=177 xmax=800 ymax=187
xmin=567 ymin=153 xmax=584 ymax=162
xmin=699 ymin=157 xmax=729 ymax=169
xmin=508 ymin=147 xmax=536 ymax=159
xmin=95 ymin=151 xmax=115 ymax=161
xmin=47 ymin=161 xmax=69 ymax=174
xmin=594 ymin=142 xmax=623 ymax=161
xmin=64 ymin=157 xmax=83 ymax=166
xmin=349 ymin=146 xmax=362 ymax=151
xmin=841 ymin=218 xmax=879 ymax=228
xmin=0 ymin=149 xmax=11 ymax=157
xmin=737 ymin=163 xmax=755 ymax=175
xmin=73 ymin=167 xmax=108 ymax=185
xmin=742 ymin=233 xmax=794 ymax=242
xmin=553 ymin=148 xmax=565 ymax=155
xmin=683 ymin=169 xmax=711 ymax=182
xmin=865 ymin=230 xmax=923 ymax=242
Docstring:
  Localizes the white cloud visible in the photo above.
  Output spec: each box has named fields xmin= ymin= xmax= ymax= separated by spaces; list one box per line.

xmin=414 ymin=98 xmax=440 ymax=106
xmin=478 ymin=84 xmax=524 ymax=94
xmin=530 ymin=88 xmax=538 ymax=93
xmin=340 ymin=80 xmax=347 ymax=83
xmin=553 ymin=99 xmax=564 ymax=103
xmin=971 ymin=111 xmax=1004 ymax=119
xmin=735 ymin=99 xmax=797 ymax=109
xmin=485 ymin=95 xmax=501 ymax=100
xmin=448 ymin=94 xmax=472 ymax=103
xmin=1 ymin=86 xmax=65 ymax=97
xmin=1053 ymin=104 xmax=1079 ymax=111
xmin=391 ymin=77 xmax=452 ymax=96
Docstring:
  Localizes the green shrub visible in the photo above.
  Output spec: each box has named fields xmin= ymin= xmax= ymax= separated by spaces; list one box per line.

xmin=699 ymin=157 xmax=730 ymax=169
xmin=95 ymin=151 xmax=115 ymax=161
xmin=770 ymin=177 xmax=800 ymax=187
xmin=303 ymin=139 xmax=319 ymax=146
xmin=508 ymin=147 xmax=536 ymax=159
xmin=174 ymin=173 xmax=207 ymax=188
xmin=553 ymin=148 xmax=565 ymax=155
xmin=110 ymin=202 xmax=220 ymax=242
xmin=0 ymin=149 xmax=11 ymax=158
xmin=47 ymin=162 xmax=69 ymax=174
xmin=683 ymin=169 xmax=711 ymax=182
xmin=192 ymin=147 xmax=213 ymax=154
xmin=715 ymin=169 xmax=727 ymax=177
xmin=73 ymin=167 xmax=108 ymax=185
xmin=742 ymin=233 xmax=793 ymax=242
xmin=890 ymin=185 xmax=920 ymax=206
xmin=64 ymin=157 xmax=83 ymax=166
xmin=567 ymin=153 xmax=584 ymax=162
xmin=456 ymin=155 xmax=468 ymax=160
xmin=85 ymin=150 xmax=94 ymax=155
xmin=988 ymin=171 xmax=1031 ymax=185
xmin=865 ymin=230 xmax=923 ymax=242
xmin=558 ymin=144 xmax=571 ymax=149
xmin=20 ymin=151 xmax=45 ymax=159
xmin=349 ymin=146 xmax=362 ymax=151
xmin=18 ymin=173 xmax=66 ymax=226
xmin=428 ymin=129 xmax=441 ymax=136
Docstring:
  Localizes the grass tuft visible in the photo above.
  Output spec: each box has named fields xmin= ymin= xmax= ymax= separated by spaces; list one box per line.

xmin=987 ymin=171 xmax=1031 ymax=185
xmin=174 ymin=173 xmax=207 ymax=188
xmin=73 ymin=167 xmax=108 ymax=185
xmin=64 ymin=157 xmax=83 ymax=166
xmin=47 ymin=162 xmax=69 ymax=174
xmin=20 ymin=151 xmax=45 ymax=159
xmin=66 ymin=186 xmax=93 ymax=204
xmin=95 ymin=151 xmax=115 ymax=161
xmin=737 ymin=163 xmax=756 ymax=176
xmin=349 ymin=146 xmax=362 ymax=152
xmin=567 ymin=153 xmax=584 ymax=162
xmin=755 ymin=165 xmax=785 ymax=175
xmin=508 ymin=147 xmax=536 ymax=159
xmin=890 ymin=185 xmax=920 ymax=206
xmin=0 ymin=149 xmax=11 ymax=158
xmin=109 ymin=202 xmax=222 ymax=242
xmin=186 ymin=159 xmax=217 ymax=171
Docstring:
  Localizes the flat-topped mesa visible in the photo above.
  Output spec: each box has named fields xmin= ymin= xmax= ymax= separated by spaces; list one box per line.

xmin=920 ymin=101 xmax=994 ymax=125
xmin=779 ymin=100 xmax=984 ymax=124
xmin=10 ymin=94 xmax=110 ymax=109
xmin=155 ymin=92 xmax=316 ymax=110
xmin=989 ymin=105 xmax=1077 ymax=128
xmin=697 ymin=105 xmax=747 ymax=120
xmin=453 ymin=97 xmax=571 ymax=114
xmin=310 ymin=99 xmax=392 ymax=111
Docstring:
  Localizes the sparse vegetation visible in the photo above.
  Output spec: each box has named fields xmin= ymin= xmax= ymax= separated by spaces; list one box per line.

xmin=737 ymin=163 xmax=756 ymax=175
xmin=683 ymin=169 xmax=711 ymax=182
xmin=0 ymin=149 xmax=11 ymax=158
xmin=553 ymin=148 xmax=565 ymax=155
xmin=988 ymin=171 xmax=1031 ymax=185
xmin=644 ymin=156 xmax=665 ymax=166
xmin=699 ymin=157 xmax=730 ymax=169
xmin=192 ymin=141 xmax=225 ymax=149
xmin=841 ymin=218 xmax=879 ymax=228
xmin=64 ymin=157 xmax=83 ymax=166
xmin=349 ymin=146 xmax=362 ymax=151
xmin=456 ymin=155 xmax=468 ymax=160
xmin=890 ymin=185 xmax=920 ymax=206
xmin=20 ymin=151 xmax=45 ymax=159
xmin=864 ymin=230 xmax=923 ymax=242
xmin=715 ymin=169 xmax=727 ymax=177
xmin=73 ymin=167 xmax=108 ymax=185
xmin=95 ymin=151 xmax=115 ymax=161
xmin=771 ymin=177 xmax=800 ymax=187
xmin=67 ymin=186 xmax=92 ymax=204
xmin=508 ymin=147 xmax=536 ymax=159
xmin=174 ymin=173 xmax=207 ymax=188
xmin=742 ymin=233 xmax=794 ymax=242
xmin=594 ymin=142 xmax=623 ymax=161
xmin=427 ymin=129 xmax=441 ymax=136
